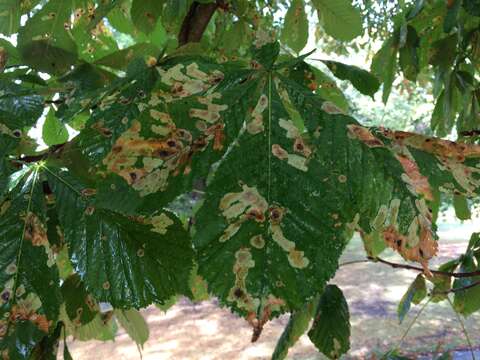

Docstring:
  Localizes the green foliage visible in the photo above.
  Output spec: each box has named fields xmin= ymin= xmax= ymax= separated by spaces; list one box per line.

xmin=280 ymin=0 xmax=309 ymax=53
xmin=42 ymin=109 xmax=69 ymax=146
xmin=308 ymin=285 xmax=350 ymax=359
xmin=323 ymin=60 xmax=380 ymax=97
xmin=114 ymin=309 xmax=149 ymax=348
xmin=272 ymin=295 xmax=319 ymax=360
xmin=372 ymin=0 xmax=480 ymax=136
xmin=311 ymin=0 xmax=363 ymax=41
xmin=397 ymin=274 xmax=427 ymax=323
xmin=0 ymin=1 xmax=479 ymax=359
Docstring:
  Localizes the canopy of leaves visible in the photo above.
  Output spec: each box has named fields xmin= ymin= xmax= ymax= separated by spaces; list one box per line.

xmin=0 ymin=1 xmax=479 ymax=359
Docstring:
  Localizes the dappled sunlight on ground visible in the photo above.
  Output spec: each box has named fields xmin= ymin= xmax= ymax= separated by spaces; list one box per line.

xmin=67 ymin=226 xmax=480 ymax=359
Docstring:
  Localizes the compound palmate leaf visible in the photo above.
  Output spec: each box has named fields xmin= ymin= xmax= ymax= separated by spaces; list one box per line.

xmin=65 ymin=42 xmax=480 ymax=337
xmin=46 ymin=166 xmax=194 ymax=308
xmin=0 ymin=167 xmax=61 ymax=359
xmin=191 ymin=43 xmax=447 ymax=331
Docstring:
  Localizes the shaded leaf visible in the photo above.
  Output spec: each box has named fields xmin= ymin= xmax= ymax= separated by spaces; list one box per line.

xmin=29 ymin=321 xmax=63 ymax=360
xmin=371 ymin=36 xmax=399 ymax=103
xmin=397 ymin=274 xmax=427 ymax=323
xmin=0 ymin=80 xmax=44 ymax=130
xmin=46 ymin=166 xmax=194 ymax=308
xmin=453 ymin=194 xmax=471 ymax=220
xmin=453 ymin=255 xmax=480 ymax=316
xmin=17 ymin=0 xmax=77 ymax=74
xmin=60 ymin=304 xmax=117 ymax=341
xmin=308 ymin=285 xmax=350 ymax=359
xmin=463 ymin=0 xmax=480 ymax=16
xmin=131 ymin=0 xmax=164 ymax=34
xmin=94 ymin=43 xmax=160 ymax=69
xmin=399 ymin=26 xmax=420 ymax=81
xmin=0 ymin=167 xmax=61 ymax=359
xmin=444 ymin=0 xmax=462 ymax=33
xmin=323 ymin=60 xmax=380 ymax=97
xmin=280 ymin=0 xmax=308 ymax=53
xmin=61 ymin=274 xmax=98 ymax=326
xmin=431 ymin=260 xmax=459 ymax=302
xmin=0 ymin=0 xmax=21 ymax=35
xmin=272 ymin=295 xmax=319 ymax=360
xmin=310 ymin=65 xmax=349 ymax=112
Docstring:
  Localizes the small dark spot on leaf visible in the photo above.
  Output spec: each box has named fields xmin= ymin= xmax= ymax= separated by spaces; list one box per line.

xmin=234 ymin=288 xmax=244 ymax=298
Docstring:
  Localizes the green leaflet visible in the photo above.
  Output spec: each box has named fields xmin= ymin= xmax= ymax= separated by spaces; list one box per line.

xmin=309 ymin=66 xmax=349 ymax=113
xmin=0 ymin=0 xmax=21 ymax=35
xmin=221 ymin=20 xmax=251 ymax=55
xmin=42 ymin=109 xmax=69 ymax=146
xmin=0 ymin=167 xmax=61 ymax=359
xmin=453 ymin=255 xmax=480 ymax=316
xmin=115 ymin=309 xmax=149 ymax=348
xmin=308 ymin=285 xmax=350 ymax=359
xmin=272 ymin=294 xmax=319 ymax=360
xmin=17 ymin=0 xmax=77 ymax=74
xmin=61 ymin=274 xmax=98 ymax=326
xmin=0 ymin=39 xmax=21 ymax=68
xmin=398 ymin=25 xmax=420 ymax=82
xmin=397 ymin=274 xmax=427 ymax=323
xmin=94 ymin=43 xmax=161 ymax=69
xmin=431 ymin=260 xmax=459 ymax=303
xmin=444 ymin=0 xmax=462 ymax=33
xmin=453 ymin=194 xmax=471 ymax=220
xmin=371 ymin=35 xmax=399 ymax=104
xmin=131 ymin=0 xmax=164 ymax=34
xmin=0 ymin=80 xmax=44 ymax=130
xmin=0 ymin=1 xmax=39 ymax=36
xmin=280 ymin=0 xmax=308 ymax=53
xmin=323 ymin=60 xmax=380 ymax=98
xmin=45 ymin=166 xmax=194 ymax=308
xmin=107 ymin=1 xmax=137 ymax=35
xmin=71 ymin=13 xmax=119 ymax=63
xmin=60 ymin=304 xmax=118 ymax=341
xmin=311 ymin=0 xmax=363 ymax=41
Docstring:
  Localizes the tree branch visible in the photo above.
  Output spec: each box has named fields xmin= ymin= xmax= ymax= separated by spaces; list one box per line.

xmin=434 ymin=279 xmax=480 ymax=295
xmin=368 ymin=256 xmax=480 ymax=278
xmin=178 ymin=1 xmax=221 ymax=46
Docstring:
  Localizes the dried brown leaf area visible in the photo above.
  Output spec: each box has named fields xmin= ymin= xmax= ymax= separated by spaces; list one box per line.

xmin=23 ymin=212 xmax=55 ymax=267
xmin=273 ymin=82 xmax=314 ymax=172
xmin=156 ymin=63 xmax=224 ymax=100
xmin=102 ymin=63 xmax=229 ymax=196
xmin=218 ymin=185 xmax=312 ymax=338
xmin=0 ymin=283 xmax=50 ymax=341
xmin=378 ymin=128 xmax=480 ymax=196
xmin=348 ymin=124 xmax=480 ymax=273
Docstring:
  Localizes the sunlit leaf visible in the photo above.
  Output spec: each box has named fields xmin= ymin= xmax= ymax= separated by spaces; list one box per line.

xmin=311 ymin=0 xmax=363 ymax=41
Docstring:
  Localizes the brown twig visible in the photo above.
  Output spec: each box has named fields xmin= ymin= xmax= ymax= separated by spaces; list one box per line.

xmin=459 ymin=129 xmax=480 ymax=137
xmin=368 ymin=256 xmax=480 ymax=278
xmin=433 ymin=280 xmax=480 ymax=295
xmin=44 ymin=99 xmax=65 ymax=105
xmin=178 ymin=1 xmax=223 ymax=46
xmin=339 ymin=259 xmax=369 ymax=267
